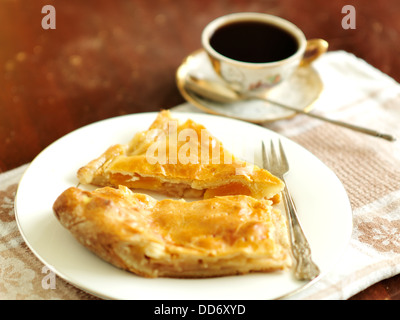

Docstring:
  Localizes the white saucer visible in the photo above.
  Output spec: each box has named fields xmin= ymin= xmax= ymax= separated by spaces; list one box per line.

xmin=176 ymin=49 xmax=324 ymax=123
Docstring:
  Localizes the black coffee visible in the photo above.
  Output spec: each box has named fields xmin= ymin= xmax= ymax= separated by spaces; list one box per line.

xmin=209 ymin=21 xmax=298 ymax=63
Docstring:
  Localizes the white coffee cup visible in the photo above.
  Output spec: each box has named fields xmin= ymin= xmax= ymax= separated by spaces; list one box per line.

xmin=201 ymin=12 xmax=328 ymax=93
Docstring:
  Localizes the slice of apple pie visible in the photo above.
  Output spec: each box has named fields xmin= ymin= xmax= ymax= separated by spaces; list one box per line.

xmin=53 ymin=185 xmax=292 ymax=278
xmin=77 ymin=110 xmax=284 ymax=201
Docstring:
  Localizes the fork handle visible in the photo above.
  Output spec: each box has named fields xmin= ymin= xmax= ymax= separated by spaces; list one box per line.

xmin=282 ymin=186 xmax=320 ymax=281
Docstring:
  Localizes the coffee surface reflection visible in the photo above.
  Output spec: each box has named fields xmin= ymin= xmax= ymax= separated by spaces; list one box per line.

xmin=209 ymin=21 xmax=299 ymax=63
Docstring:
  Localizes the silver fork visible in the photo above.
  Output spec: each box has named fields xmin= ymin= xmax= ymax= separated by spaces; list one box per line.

xmin=262 ymin=139 xmax=320 ymax=281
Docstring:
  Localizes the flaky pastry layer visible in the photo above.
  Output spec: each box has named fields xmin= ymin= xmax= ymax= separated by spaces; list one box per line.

xmin=77 ymin=110 xmax=284 ymax=201
xmin=53 ymin=186 xmax=292 ymax=278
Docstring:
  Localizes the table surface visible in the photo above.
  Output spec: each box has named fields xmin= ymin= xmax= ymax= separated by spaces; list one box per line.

xmin=1 ymin=0 xmax=399 ymax=300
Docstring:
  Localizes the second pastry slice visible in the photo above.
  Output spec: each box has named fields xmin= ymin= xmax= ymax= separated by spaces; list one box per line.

xmin=53 ymin=185 xmax=292 ymax=278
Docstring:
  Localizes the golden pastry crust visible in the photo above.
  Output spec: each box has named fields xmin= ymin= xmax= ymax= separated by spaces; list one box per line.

xmin=53 ymin=186 xmax=292 ymax=278
xmin=77 ymin=110 xmax=284 ymax=201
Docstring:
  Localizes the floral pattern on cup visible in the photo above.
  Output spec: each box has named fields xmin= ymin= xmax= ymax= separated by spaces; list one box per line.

xmin=248 ymin=74 xmax=282 ymax=91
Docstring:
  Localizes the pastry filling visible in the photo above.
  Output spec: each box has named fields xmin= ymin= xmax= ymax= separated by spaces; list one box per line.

xmin=109 ymin=172 xmax=255 ymax=199
xmin=204 ymin=182 xmax=252 ymax=198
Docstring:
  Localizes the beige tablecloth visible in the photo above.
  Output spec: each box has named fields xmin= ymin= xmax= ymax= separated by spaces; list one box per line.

xmin=1 ymin=51 xmax=400 ymax=300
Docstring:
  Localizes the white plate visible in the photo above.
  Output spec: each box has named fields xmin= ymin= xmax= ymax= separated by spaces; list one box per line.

xmin=15 ymin=111 xmax=352 ymax=300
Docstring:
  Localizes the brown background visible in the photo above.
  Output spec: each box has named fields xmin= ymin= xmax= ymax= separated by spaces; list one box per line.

xmin=0 ymin=0 xmax=399 ymax=299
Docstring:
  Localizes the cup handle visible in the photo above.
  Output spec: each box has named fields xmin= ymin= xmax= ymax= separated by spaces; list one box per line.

xmin=300 ymin=39 xmax=329 ymax=67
